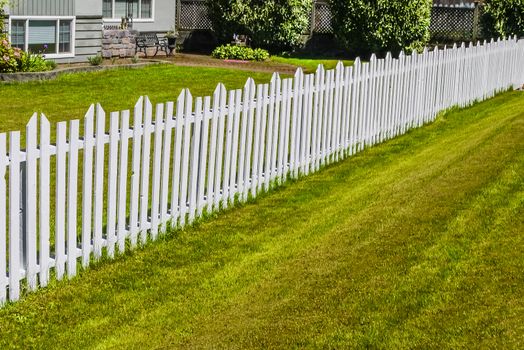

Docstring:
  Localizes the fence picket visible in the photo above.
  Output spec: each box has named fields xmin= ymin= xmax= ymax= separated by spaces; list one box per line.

xmin=251 ymin=84 xmax=263 ymax=196
xmin=265 ymin=75 xmax=277 ymax=189
xmin=117 ymin=110 xmax=130 ymax=252
xmin=39 ymin=116 xmax=51 ymax=286
xmin=229 ymin=90 xmax=242 ymax=202
xmin=93 ymin=105 xmax=106 ymax=258
xmin=139 ymin=98 xmax=153 ymax=244
xmin=81 ymin=106 xmax=94 ymax=267
xmin=25 ymin=115 xmax=38 ymax=290
xmin=171 ymin=92 xmax=185 ymax=225
xmin=206 ymin=86 xmax=220 ymax=211
xmin=106 ymin=112 xmax=120 ymax=257
xmin=0 ymin=133 xmax=6 ymax=303
xmin=223 ymin=91 xmax=235 ymax=203
xmin=188 ymin=98 xmax=202 ymax=223
xmin=243 ymin=79 xmax=256 ymax=200
xmin=269 ymin=75 xmax=281 ymax=185
xmin=257 ymin=84 xmax=269 ymax=192
xmin=150 ymin=104 xmax=164 ymax=238
xmin=214 ymin=84 xmax=227 ymax=207
xmin=9 ymin=131 xmax=21 ymax=301
xmin=67 ymin=119 xmax=80 ymax=278
xmin=55 ymin=123 xmax=67 ymax=280
xmin=197 ymin=97 xmax=211 ymax=215
xmin=160 ymin=102 xmax=174 ymax=228
xmin=179 ymin=90 xmax=193 ymax=226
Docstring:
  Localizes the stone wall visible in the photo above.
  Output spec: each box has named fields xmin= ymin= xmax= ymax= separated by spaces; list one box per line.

xmin=102 ymin=29 xmax=138 ymax=58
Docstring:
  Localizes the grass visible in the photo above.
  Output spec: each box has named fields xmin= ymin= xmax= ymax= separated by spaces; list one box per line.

xmin=0 ymin=90 xmax=522 ymax=349
xmin=0 ymin=64 xmax=277 ymax=133
xmin=271 ymin=56 xmax=354 ymax=73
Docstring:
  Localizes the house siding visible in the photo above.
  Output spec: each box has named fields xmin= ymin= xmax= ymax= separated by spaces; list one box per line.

xmin=9 ymin=0 xmax=75 ymax=16
xmin=105 ymin=0 xmax=175 ymax=33
xmin=74 ymin=16 xmax=103 ymax=62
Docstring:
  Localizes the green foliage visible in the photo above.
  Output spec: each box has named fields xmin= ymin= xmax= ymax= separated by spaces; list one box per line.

xmin=1 ymin=35 xmax=54 ymax=73
xmin=0 ymin=0 xmax=8 ymax=33
xmin=18 ymin=52 xmax=55 ymax=72
xmin=329 ymin=0 xmax=431 ymax=56
xmin=481 ymin=0 xmax=524 ymax=39
xmin=211 ymin=44 xmax=270 ymax=61
xmin=0 ymin=35 xmax=21 ymax=72
xmin=87 ymin=55 xmax=103 ymax=66
xmin=206 ymin=0 xmax=312 ymax=53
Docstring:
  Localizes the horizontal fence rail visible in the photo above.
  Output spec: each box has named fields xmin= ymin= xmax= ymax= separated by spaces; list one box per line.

xmin=1 ymin=37 xmax=523 ymax=304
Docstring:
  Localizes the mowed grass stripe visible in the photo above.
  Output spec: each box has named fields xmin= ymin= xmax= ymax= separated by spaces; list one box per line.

xmin=0 ymin=92 xmax=523 ymax=349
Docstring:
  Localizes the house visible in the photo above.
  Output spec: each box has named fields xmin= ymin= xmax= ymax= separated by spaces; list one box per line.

xmin=2 ymin=0 xmax=176 ymax=62
xmin=433 ymin=0 xmax=483 ymax=6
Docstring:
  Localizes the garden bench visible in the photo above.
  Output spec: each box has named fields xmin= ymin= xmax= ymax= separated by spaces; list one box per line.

xmin=135 ymin=33 xmax=170 ymax=57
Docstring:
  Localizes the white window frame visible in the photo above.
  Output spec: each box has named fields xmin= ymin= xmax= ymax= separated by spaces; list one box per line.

xmin=103 ymin=0 xmax=155 ymax=23
xmin=8 ymin=16 xmax=76 ymax=59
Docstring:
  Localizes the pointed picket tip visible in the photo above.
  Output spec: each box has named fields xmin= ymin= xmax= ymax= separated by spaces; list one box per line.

xmin=370 ymin=53 xmax=377 ymax=62
xmin=423 ymin=47 xmax=429 ymax=55
xmin=96 ymin=103 xmax=105 ymax=114
xmin=399 ymin=50 xmax=405 ymax=58
xmin=176 ymin=88 xmax=186 ymax=103
xmin=270 ymin=71 xmax=280 ymax=82
xmin=184 ymin=88 xmax=193 ymax=100
xmin=336 ymin=60 xmax=344 ymax=69
xmin=216 ymin=82 xmax=227 ymax=94
xmin=385 ymin=52 xmax=392 ymax=60
xmin=294 ymin=67 xmax=304 ymax=78
xmin=40 ymin=113 xmax=50 ymax=126
xmin=244 ymin=77 xmax=255 ymax=89
xmin=134 ymin=96 xmax=144 ymax=109
xmin=411 ymin=49 xmax=418 ymax=57
xmin=27 ymin=113 xmax=38 ymax=128
xmin=84 ymin=104 xmax=95 ymax=119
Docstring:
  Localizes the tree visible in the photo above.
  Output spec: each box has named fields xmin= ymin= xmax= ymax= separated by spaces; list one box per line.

xmin=482 ymin=0 xmax=524 ymax=39
xmin=206 ymin=0 xmax=312 ymax=53
xmin=329 ymin=0 xmax=431 ymax=56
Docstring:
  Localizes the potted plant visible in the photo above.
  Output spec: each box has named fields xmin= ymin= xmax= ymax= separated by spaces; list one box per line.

xmin=166 ymin=26 xmax=179 ymax=48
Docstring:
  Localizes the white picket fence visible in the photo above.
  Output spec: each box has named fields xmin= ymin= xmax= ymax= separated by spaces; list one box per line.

xmin=1 ymin=37 xmax=523 ymax=304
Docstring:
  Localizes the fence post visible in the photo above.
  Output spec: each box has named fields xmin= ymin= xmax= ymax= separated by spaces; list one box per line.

xmin=472 ymin=1 xmax=481 ymax=42
xmin=310 ymin=0 xmax=316 ymax=37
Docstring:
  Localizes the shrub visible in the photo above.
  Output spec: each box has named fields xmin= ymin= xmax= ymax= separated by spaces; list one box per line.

xmin=206 ymin=0 xmax=312 ymax=53
xmin=87 ymin=55 xmax=103 ymax=66
xmin=18 ymin=52 xmax=54 ymax=72
xmin=329 ymin=0 xmax=431 ymax=56
xmin=481 ymin=0 xmax=524 ymax=39
xmin=211 ymin=45 xmax=270 ymax=61
xmin=0 ymin=36 xmax=21 ymax=73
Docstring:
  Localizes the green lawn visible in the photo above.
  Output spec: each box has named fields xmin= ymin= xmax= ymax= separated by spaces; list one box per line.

xmin=0 ymin=64 xmax=277 ymax=133
xmin=0 ymin=91 xmax=522 ymax=349
xmin=271 ymin=56 xmax=354 ymax=73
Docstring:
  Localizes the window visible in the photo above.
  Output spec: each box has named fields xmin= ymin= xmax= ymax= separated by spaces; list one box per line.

xmin=103 ymin=0 xmax=153 ymax=19
xmin=9 ymin=17 xmax=74 ymax=57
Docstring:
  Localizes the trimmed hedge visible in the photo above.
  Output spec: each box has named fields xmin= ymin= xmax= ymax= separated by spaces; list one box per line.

xmin=206 ymin=0 xmax=312 ymax=53
xmin=482 ymin=0 xmax=524 ymax=39
xmin=212 ymin=45 xmax=270 ymax=61
xmin=329 ymin=0 xmax=431 ymax=56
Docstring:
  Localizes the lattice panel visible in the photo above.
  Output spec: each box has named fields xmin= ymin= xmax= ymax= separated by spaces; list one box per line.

xmin=314 ymin=3 xmax=333 ymax=33
xmin=430 ymin=6 xmax=481 ymax=42
xmin=179 ymin=0 xmax=212 ymax=30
